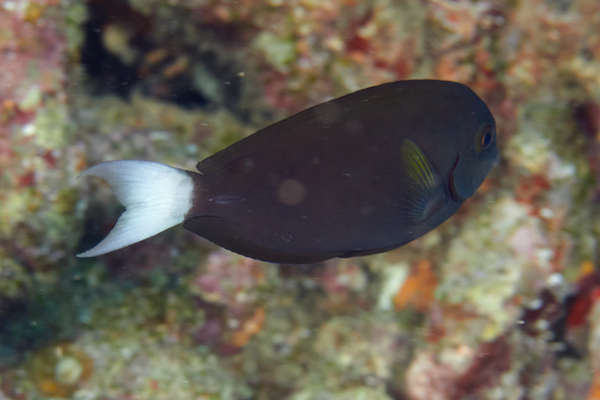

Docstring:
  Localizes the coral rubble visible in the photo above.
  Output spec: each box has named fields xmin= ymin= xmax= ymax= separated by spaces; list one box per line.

xmin=1 ymin=0 xmax=600 ymax=399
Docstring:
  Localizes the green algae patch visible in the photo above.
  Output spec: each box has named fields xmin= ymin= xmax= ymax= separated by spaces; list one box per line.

xmin=436 ymin=196 xmax=535 ymax=343
xmin=254 ymin=31 xmax=297 ymax=72
xmin=33 ymin=100 xmax=74 ymax=149
xmin=0 ymin=255 xmax=32 ymax=300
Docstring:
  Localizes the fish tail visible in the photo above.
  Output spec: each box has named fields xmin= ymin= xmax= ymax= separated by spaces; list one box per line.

xmin=77 ymin=160 xmax=195 ymax=257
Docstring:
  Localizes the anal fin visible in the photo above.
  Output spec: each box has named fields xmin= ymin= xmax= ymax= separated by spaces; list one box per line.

xmin=183 ymin=216 xmax=339 ymax=264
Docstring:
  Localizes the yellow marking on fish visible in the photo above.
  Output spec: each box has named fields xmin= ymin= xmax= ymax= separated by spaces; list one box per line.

xmin=402 ymin=140 xmax=437 ymax=189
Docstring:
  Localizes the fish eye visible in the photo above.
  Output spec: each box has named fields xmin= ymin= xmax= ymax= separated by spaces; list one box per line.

xmin=477 ymin=124 xmax=494 ymax=152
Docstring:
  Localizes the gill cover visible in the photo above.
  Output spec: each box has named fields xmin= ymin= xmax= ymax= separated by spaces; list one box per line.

xmin=449 ymin=154 xmax=474 ymax=202
xmin=450 ymin=122 xmax=498 ymax=202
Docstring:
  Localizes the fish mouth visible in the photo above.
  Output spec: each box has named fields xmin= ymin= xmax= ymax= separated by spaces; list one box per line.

xmin=493 ymin=151 xmax=500 ymax=167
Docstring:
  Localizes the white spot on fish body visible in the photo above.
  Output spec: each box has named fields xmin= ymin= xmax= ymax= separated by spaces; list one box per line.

xmin=278 ymin=179 xmax=306 ymax=206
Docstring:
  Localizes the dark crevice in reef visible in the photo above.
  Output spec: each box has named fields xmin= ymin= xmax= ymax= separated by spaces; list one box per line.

xmin=80 ymin=0 xmax=248 ymax=117
xmin=80 ymin=0 xmax=147 ymax=98
xmin=0 ymin=297 xmax=75 ymax=366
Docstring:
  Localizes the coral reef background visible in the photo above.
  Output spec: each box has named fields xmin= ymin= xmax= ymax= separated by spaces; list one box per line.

xmin=1 ymin=0 xmax=600 ymax=399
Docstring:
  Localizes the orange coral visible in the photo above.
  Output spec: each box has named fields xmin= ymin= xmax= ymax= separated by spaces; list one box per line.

xmin=231 ymin=307 xmax=266 ymax=347
xmin=393 ymin=259 xmax=438 ymax=312
xmin=24 ymin=3 xmax=45 ymax=24
xmin=587 ymin=370 xmax=600 ymax=400
xmin=579 ymin=261 xmax=596 ymax=280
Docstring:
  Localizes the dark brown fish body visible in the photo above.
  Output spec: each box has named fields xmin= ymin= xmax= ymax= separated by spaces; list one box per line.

xmin=78 ymin=80 xmax=498 ymax=263
xmin=183 ymin=80 xmax=497 ymax=263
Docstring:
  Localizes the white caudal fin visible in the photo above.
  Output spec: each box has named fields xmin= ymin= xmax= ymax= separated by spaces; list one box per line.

xmin=77 ymin=160 xmax=194 ymax=257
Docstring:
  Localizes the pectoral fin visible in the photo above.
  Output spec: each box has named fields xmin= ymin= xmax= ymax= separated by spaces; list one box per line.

xmin=398 ymin=139 xmax=446 ymax=225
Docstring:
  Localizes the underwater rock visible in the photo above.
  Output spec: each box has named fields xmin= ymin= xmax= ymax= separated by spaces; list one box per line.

xmin=3 ymin=0 xmax=600 ymax=398
xmin=191 ymin=250 xmax=265 ymax=306
xmin=27 ymin=343 xmax=93 ymax=398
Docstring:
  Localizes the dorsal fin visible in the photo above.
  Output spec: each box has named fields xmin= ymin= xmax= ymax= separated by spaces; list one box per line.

xmin=196 ymin=108 xmax=316 ymax=176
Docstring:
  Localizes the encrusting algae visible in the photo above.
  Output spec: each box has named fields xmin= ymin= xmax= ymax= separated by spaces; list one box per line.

xmin=1 ymin=0 xmax=600 ymax=398
xmin=27 ymin=343 xmax=93 ymax=398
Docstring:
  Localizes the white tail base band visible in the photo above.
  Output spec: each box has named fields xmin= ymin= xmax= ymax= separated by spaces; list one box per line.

xmin=77 ymin=160 xmax=194 ymax=257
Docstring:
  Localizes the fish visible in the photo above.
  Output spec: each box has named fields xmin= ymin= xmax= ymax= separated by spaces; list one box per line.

xmin=77 ymin=79 xmax=498 ymax=264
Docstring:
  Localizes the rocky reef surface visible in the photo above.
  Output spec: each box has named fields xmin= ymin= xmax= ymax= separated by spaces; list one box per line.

xmin=1 ymin=0 xmax=600 ymax=399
